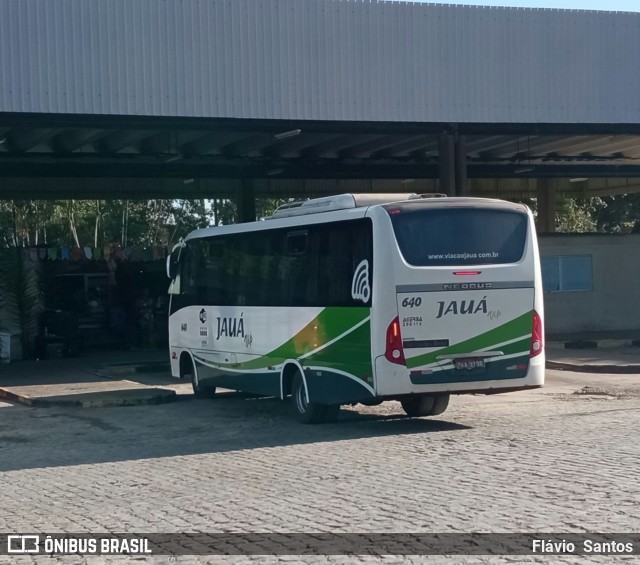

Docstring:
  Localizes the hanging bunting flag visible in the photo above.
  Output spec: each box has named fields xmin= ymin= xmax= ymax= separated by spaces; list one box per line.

xmin=70 ymin=247 xmax=84 ymax=261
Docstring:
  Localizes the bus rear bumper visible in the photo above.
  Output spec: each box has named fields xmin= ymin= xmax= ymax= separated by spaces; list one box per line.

xmin=374 ymin=354 xmax=545 ymax=396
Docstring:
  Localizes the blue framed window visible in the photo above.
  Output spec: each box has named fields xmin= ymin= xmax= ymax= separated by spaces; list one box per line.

xmin=541 ymin=255 xmax=592 ymax=292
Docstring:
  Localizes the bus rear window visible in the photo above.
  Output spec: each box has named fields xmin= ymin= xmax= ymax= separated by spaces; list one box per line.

xmin=386 ymin=206 xmax=528 ymax=266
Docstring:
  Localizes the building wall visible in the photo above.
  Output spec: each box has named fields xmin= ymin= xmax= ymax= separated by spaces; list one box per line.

xmin=1 ymin=0 xmax=639 ymax=123
xmin=539 ymin=234 xmax=640 ymax=335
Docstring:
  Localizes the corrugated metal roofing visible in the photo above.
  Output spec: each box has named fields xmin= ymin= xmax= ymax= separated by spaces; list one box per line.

xmin=0 ymin=0 xmax=639 ymax=123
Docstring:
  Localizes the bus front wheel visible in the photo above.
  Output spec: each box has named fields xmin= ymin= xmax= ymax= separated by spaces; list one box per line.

xmin=291 ymin=372 xmax=338 ymax=424
xmin=401 ymin=394 xmax=449 ymax=417
xmin=182 ymin=356 xmax=216 ymax=399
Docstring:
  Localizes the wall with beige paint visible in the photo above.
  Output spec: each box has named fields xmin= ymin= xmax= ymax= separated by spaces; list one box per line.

xmin=539 ymin=234 xmax=640 ymax=335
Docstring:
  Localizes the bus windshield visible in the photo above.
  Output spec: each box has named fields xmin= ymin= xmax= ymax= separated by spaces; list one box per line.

xmin=385 ymin=205 xmax=528 ymax=266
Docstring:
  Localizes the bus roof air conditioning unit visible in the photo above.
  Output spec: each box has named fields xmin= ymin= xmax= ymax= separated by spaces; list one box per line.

xmin=270 ymin=193 xmax=422 ymax=218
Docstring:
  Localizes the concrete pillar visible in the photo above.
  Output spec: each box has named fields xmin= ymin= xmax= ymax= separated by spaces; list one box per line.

xmin=536 ymin=179 xmax=556 ymax=233
xmin=454 ymin=135 xmax=468 ymax=196
xmin=237 ymin=179 xmax=256 ymax=223
xmin=438 ymin=133 xmax=456 ymax=196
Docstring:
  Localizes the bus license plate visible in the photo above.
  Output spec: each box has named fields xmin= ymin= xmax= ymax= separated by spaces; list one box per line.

xmin=454 ymin=358 xmax=485 ymax=371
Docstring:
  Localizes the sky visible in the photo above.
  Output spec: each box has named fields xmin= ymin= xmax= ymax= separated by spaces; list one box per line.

xmin=413 ymin=0 xmax=640 ymax=12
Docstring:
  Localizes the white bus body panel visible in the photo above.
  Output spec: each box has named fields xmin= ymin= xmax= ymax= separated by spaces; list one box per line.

xmin=367 ymin=203 xmax=544 ymax=397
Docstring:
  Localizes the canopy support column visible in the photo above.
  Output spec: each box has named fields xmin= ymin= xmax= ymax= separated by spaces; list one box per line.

xmin=537 ymin=178 xmax=556 ymax=233
xmin=454 ymin=134 xmax=468 ymax=196
xmin=438 ymin=133 xmax=455 ymax=196
xmin=238 ymin=179 xmax=256 ymax=223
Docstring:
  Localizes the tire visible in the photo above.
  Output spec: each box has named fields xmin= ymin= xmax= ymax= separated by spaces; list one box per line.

xmin=183 ymin=356 xmax=216 ymax=399
xmin=401 ymin=394 xmax=449 ymax=417
xmin=359 ymin=399 xmax=383 ymax=407
xmin=291 ymin=371 xmax=335 ymax=424
xmin=323 ymin=403 xmax=341 ymax=423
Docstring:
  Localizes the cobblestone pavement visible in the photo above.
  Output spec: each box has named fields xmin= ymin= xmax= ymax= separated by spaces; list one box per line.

xmin=1 ymin=369 xmax=639 ymax=565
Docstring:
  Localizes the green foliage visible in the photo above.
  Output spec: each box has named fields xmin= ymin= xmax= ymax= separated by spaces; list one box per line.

xmin=2 ymin=193 xmax=638 ymax=248
xmin=0 ymin=197 xmax=294 ymax=251
xmin=0 ymin=198 xmax=220 ymax=249
xmin=256 ymin=197 xmax=296 ymax=218
xmin=0 ymin=250 xmax=21 ymax=333
xmin=551 ymin=195 xmax=640 ymax=234
xmin=590 ymin=194 xmax=640 ymax=234
xmin=0 ymin=249 xmax=44 ymax=359
xmin=555 ymin=197 xmax=600 ymax=233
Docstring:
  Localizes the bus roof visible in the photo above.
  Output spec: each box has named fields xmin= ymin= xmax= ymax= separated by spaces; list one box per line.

xmin=182 ymin=194 xmax=526 ymax=242
xmin=270 ymin=193 xmax=447 ymax=218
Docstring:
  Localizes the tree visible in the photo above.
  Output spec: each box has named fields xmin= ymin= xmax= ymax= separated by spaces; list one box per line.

xmin=590 ymin=194 xmax=640 ymax=234
xmin=0 ymin=198 xmax=217 ymax=249
xmin=0 ymin=248 xmax=44 ymax=359
xmin=555 ymin=197 xmax=599 ymax=233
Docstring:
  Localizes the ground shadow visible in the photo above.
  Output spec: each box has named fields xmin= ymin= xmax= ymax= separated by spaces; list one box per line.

xmin=0 ymin=393 xmax=472 ymax=472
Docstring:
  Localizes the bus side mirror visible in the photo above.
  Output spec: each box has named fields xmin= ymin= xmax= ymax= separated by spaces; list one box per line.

xmin=167 ymin=252 xmax=180 ymax=279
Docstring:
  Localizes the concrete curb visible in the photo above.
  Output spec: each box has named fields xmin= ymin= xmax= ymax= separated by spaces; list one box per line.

xmin=548 ymin=340 xmax=640 ymax=350
xmin=546 ymin=360 xmax=640 ymax=374
xmin=94 ymin=362 xmax=171 ymax=377
xmin=0 ymin=386 xmax=177 ymax=408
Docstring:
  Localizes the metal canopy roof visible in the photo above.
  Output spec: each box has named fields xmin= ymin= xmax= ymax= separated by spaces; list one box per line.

xmin=1 ymin=0 xmax=640 ymax=200
xmin=1 ymin=114 xmax=640 ymax=200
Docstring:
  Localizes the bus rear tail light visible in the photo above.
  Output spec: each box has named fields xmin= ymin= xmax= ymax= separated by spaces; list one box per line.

xmin=385 ymin=317 xmax=406 ymax=365
xmin=530 ymin=310 xmax=543 ymax=357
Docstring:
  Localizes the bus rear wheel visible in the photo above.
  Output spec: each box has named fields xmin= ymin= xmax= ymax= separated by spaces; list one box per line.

xmin=401 ymin=394 xmax=449 ymax=417
xmin=291 ymin=372 xmax=338 ymax=424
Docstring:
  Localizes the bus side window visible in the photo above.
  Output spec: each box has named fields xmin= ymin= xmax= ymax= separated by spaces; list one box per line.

xmin=204 ymin=239 xmax=229 ymax=305
xmin=321 ymin=224 xmax=352 ymax=305
xmin=235 ymin=236 xmax=259 ymax=306
xmin=316 ymin=219 xmax=372 ymax=306
xmin=285 ymin=230 xmax=309 ymax=305
xmin=258 ymin=233 xmax=280 ymax=306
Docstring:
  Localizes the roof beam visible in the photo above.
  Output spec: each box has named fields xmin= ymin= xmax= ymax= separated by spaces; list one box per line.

xmin=523 ymin=136 xmax=610 ymax=156
xmin=338 ymin=136 xmax=405 ymax=159
xmin=182 ymin=131 xmax=251 ymax=156
xmin=52 ymin=129 xmax=110 ymax=153
xmin=262 ymin=134 xmax=338 ymax=157
xmin=5 ymin=128 xmax=64 ymax=152
xmin=95 ymin=130 xmax=158 ymax=153
xmin=468 ymin=135 xmax=542 ymax=157
xmin=374 ymin=136 xmax=438 ymax=158
xmin=221 ymin=134 xmax=278 ymax=157
xmin=139 ymin=131 xmax=206 ymax=155
xmin=301 ymin=135 xmax=381 ymax=158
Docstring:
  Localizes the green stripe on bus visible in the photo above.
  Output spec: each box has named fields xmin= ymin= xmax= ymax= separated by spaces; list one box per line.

xmin=406 ymin=311 xmax=534 ymax=369
xmin=304 ymin=319 xmax=373 ymax=379
xmin=238 ymin=307 xmax=371 ymax=371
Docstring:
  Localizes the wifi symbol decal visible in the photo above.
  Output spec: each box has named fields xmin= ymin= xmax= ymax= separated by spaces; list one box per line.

xmin=351 ymin=260 xmax=371 ymax=303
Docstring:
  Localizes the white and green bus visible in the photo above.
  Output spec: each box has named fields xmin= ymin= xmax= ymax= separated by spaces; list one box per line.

xmin=167 ymin=193 xmax=544 ymax=423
